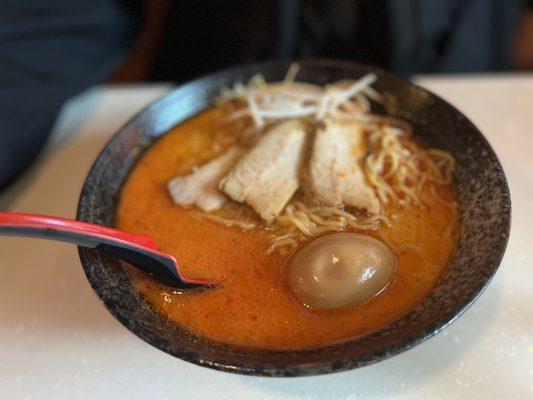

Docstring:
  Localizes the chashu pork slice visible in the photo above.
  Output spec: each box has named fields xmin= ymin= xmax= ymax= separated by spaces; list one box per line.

xmin=220 ymin=120 xmax=307 ymax=221
xmin=168 ymin=147 xmax=242 ymax=212
xmin=309 ymin=119 xmax=380 ymax=214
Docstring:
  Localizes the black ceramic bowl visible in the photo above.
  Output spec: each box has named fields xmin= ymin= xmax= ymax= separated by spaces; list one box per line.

xmin=77 ymin=60 xmax=511 ymax=377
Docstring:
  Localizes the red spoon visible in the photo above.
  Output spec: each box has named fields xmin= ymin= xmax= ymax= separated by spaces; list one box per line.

xmin=0 ymin=212 xmax=212 ymax=290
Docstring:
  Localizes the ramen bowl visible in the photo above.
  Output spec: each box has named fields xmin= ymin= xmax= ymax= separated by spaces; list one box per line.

xmin=77 ymin=60 xmax=511 ymax=377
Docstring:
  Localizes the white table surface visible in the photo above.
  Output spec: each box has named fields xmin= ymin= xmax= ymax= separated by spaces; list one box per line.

xmin=1 ymin=75 xmax=532 ymax=400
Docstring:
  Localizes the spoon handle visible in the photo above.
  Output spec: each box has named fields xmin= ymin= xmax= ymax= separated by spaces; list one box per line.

xmin=0 ymin=212 xmax=157 ymax=248
xmin=0 ymin=212 xmax=210 ymax=289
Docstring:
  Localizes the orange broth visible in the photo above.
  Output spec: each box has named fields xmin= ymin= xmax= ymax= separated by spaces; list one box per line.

xmin=117 ymin=107 xmax=458 ymax=350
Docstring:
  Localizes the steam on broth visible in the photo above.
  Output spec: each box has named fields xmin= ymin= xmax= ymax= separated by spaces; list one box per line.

xmin=117 ymin=66 xmax=458 ymax=350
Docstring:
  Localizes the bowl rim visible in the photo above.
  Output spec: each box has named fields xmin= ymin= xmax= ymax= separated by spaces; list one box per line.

xmin=77 ymin=59 xmax=511 ymax=377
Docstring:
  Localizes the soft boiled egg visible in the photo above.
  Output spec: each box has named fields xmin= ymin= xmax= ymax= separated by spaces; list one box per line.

xmin=288 ymin=233 xmax=396 ymax=309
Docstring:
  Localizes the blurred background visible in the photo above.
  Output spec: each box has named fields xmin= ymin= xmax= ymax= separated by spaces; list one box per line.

xmin=1 ymin=0 xmax=532 ymax=193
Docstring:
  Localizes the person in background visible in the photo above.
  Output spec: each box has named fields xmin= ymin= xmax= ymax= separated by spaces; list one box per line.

xmin=1 ymin=0 xmax=532 ymax=193
xmin=0 ymin=1 xmax=141 ymax=193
